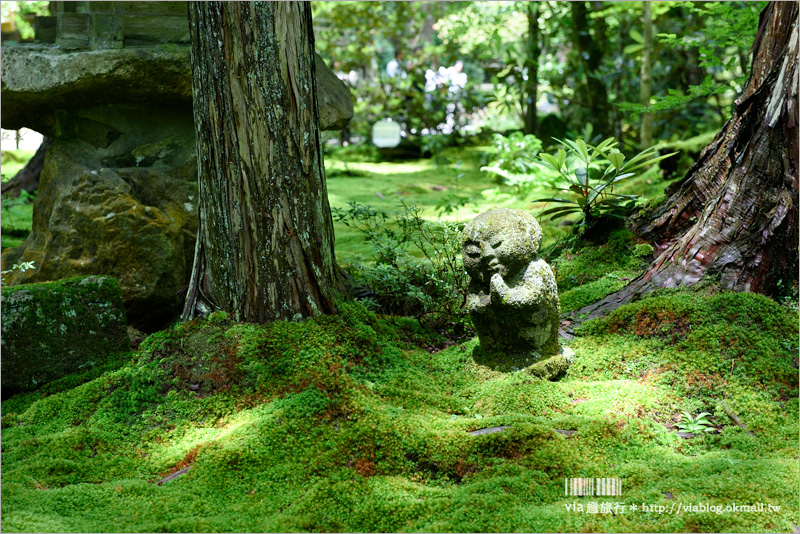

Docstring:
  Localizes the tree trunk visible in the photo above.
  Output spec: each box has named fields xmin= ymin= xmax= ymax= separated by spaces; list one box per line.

xmin=639 ymin=2 xmax=653 ymax=149
xmin=573 ymin=1 xmax=798 ymax=323
xmin=183 ymin=1 xmax=339 ymax=323
xmin=523 ymin=1 xmax=539 ymax=137
xmin=1 ymin=136 xmax=51 ymax=197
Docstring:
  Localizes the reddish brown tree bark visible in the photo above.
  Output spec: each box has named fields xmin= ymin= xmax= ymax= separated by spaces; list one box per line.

xmin=576 ymin=1 xmax=798 ymax=322
xmin=183 ymin=2 xmax=339 ymax=323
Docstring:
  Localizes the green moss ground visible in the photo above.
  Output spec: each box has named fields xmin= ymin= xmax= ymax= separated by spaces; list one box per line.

xmin=2 ymin=290 xmax=797 ymax=532
xmin=541 ymin=227 xmax=655 ymax=314
xmin=2 ymin=146 xmax=796 ymax=532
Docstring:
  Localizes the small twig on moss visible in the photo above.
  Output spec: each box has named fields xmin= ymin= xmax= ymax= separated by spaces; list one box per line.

xmin=155 ymin=465 xmax=192 ymax=485
xmin=719 ymin=401 xmax=756 ymax=438
xmin=469 ymin=426 xmax=510 ymax=436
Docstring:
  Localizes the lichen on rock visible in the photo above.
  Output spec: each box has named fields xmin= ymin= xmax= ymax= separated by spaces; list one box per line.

xmin=462 ymin=208 xmax=562 ymax=373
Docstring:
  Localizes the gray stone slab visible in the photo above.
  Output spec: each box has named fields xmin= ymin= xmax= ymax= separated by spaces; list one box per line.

xmin=469 ymin=426 xmax=511 ymax=436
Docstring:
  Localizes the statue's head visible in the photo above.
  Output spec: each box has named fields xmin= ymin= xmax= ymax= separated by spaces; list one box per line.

xmin=462 ymin=208 xmax=542 ymax=281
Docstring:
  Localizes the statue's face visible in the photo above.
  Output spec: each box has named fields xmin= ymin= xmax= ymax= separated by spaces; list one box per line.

xmin=463 ymin=225 xmax=532 ymax=281
xmin=463 ymin=209 xmax=542 ymax=284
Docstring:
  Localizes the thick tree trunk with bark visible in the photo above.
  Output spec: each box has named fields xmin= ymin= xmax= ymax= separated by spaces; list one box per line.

xmin=574 ymin=1 xmax=798 ymax=323
xmin=1 ymin=137 xmax=51 ymax=197
xmin=183 ymin=1 xmax=339 ymax=323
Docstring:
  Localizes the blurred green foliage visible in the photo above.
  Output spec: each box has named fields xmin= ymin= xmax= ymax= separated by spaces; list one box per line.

xmin=314 ymin=1 xmax=762 ymax=155
xmin=1 ymin=1 xmax=49 ymax=40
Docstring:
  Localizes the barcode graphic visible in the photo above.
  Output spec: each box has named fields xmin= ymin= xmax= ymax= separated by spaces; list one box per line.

xmin=564 ymin=477 xmax=622 ymax=496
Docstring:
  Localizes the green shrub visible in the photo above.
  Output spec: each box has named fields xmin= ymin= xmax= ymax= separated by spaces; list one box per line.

xmin=481 ymin=131 xmax=543 ymax=175
xmin=533 ymin=137 xmax=676 ymax=233
xmin=324 ymin=142 xmax=381 ymax=163
xmin=333 ymin=200 xmax=469 ymax=330
xmin=480 ymin=132 xmax=561 ymax=197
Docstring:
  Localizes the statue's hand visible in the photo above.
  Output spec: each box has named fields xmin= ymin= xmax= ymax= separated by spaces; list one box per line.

xmin=489 ymin=272 xmax=507 ymax=301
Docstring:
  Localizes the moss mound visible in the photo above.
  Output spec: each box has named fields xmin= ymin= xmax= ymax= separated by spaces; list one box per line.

xmin=572 ymin=291 xmax=798 ymax=431
xmin=2 ymin=296 xmax=797 ymax=532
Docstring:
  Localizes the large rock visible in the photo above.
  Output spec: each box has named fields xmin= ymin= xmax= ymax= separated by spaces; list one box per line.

xmin=1 ymin=45 xmax=353 ymax=134
xmin=1 ymin=44 xmax=353 ymax=330
xmin=1 ymin=275 xmax=129 ymax=398
xmin=2 ymin=103 xmax=198 ymax=331
xmin=462 ymin=209 xmax=561 ymax=372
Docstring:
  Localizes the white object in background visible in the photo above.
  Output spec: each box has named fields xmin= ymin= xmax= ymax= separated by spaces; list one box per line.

xmin=1 ymin=128 xmax=44 ymax=151
xmin=371 ymin=120 xmax=401 ymax=148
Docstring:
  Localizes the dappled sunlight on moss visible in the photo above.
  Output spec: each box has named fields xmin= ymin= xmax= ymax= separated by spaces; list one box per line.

xmin=2 ymin=294 xmax=798 ymax=532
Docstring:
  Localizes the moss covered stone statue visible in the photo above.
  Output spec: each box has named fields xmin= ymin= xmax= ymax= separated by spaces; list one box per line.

xmin=462 ymin=209 xmax=572 ymax=377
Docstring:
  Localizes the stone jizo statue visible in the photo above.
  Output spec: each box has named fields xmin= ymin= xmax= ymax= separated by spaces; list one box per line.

xmin=462 ymin=208 xmax=570 ymax=375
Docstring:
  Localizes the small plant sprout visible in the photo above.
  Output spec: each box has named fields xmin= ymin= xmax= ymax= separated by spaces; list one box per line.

xmin=676 ymin=411 xmax=716 ymax=434
xmin=532 ymin=137 xmax=676 ymax=231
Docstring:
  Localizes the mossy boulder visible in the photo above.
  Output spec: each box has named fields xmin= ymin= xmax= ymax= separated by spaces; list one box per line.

xmin=1 ymin=121 xmax=198 ymax=331
xmin=1 ymin=275 xmax=129 ymax=398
